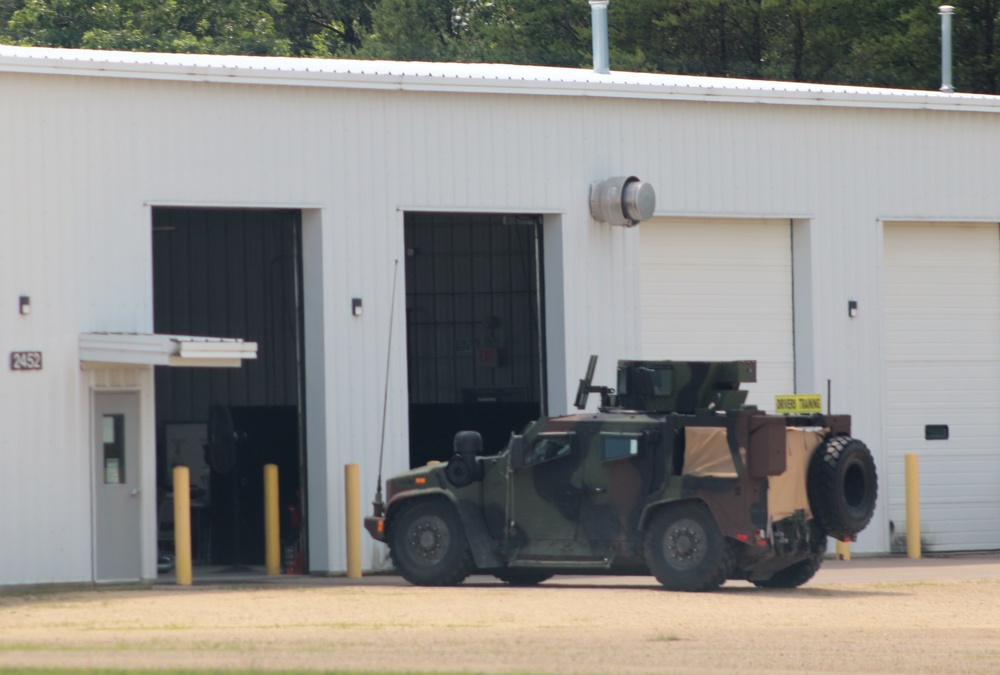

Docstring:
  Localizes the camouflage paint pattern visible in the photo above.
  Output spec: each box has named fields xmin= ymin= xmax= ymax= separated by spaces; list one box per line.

xmin=615 ymin=360 xmax=757 ymax=413
xmin=363 ymin=359 xmax=866 ymax=582
xmin=365 ymin=407 xmax=856 ymax=578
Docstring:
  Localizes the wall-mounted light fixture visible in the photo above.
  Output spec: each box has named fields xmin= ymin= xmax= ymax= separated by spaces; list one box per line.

xmin=19 ymin=295 xmax=30 ymax=315
xmin=352 ymin=298 xmax=363 ymax=317
xmin=848 ymin=300 xmax=858 ymax=318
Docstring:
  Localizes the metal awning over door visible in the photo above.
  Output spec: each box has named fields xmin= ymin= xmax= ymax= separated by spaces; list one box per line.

xmin=80 ymin=333 xmax=258 ymax=368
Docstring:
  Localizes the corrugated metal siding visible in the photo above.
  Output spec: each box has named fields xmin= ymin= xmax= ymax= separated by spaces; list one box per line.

xmin=0 ymin=74 xmax=95 ymax=585
xmin=7 ymin=61 xmax=1000 ymax=581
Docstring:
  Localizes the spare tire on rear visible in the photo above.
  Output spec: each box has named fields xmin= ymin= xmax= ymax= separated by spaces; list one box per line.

xmin=807 ymin=436 xmax=878 ymax=541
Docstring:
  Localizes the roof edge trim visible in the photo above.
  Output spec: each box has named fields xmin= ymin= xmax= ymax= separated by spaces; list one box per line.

xmin=2 ymin=45 xmax=1000 ymax=113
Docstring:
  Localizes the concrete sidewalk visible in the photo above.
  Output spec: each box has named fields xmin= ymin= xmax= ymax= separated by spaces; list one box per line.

xmin=154 ymin=551 xmax=1000 ymax=588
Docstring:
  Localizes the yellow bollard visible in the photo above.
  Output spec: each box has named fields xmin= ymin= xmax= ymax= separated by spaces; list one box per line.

xmin=345 ymin=463 xmax=362 ymax=578
xmin=264 ymin=464 xmax=281 ymax=575
xmin=172 ymin=465 xmax=193 ymax=586
xmin=836 ymin=540 xmax=851 ymax=561
xmin=905 ymin=453 xmax=921 ymax=559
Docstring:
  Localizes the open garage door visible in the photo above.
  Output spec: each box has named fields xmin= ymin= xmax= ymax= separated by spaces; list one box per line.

xmin=884 ymin=221 xmax=1000 ymax=552
xmin=639 ymin=218 xmax=794 ymax=411
xmin=153 ymin=208 xmax=306 ymax=571
xmin=404 ymin=213 xmax=545 ymax=468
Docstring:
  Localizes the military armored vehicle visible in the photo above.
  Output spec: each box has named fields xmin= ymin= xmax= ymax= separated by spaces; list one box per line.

xmin=365 ymin=357 xmax=877 ymax=591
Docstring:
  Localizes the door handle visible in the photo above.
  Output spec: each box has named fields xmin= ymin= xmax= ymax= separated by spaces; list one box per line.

xmin=129 ymin=488 xmax=141 ymax=497
xmin=588 ymin=487 xmax=607 ymax=495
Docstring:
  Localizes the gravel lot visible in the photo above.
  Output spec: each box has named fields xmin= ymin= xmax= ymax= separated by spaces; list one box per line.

xmin=1 ymin=556 xmax=999 ymax=674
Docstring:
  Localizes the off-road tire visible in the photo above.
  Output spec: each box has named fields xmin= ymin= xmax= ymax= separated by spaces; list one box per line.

xmin=807 ymin=436 xmax=878 ymax=540
xmin=493 ymin=570 xmax=553 ymax=586
xmin=644 ymin=502 xmax=731 ymax=592
xmin=388 ymin=499 xmax=474 ymax=586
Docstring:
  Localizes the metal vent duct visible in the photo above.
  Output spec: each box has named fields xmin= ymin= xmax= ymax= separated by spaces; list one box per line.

xmin=940 ymin=5 xmax=955 ymax=93
xmin=590 ymin=176 xmax=656 ymax=227
xmin=590 ymin=0 xmax=610 ymax=74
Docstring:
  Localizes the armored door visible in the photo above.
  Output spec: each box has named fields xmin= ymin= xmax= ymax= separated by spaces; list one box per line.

xmin=507 ymin=430 xmax=606 ymax=566
xmin=577 ymin=428 xmax=661 ymax=561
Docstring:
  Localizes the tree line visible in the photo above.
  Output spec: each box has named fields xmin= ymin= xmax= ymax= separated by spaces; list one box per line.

xmin=1 ymin=0 xmax=999 ymax=94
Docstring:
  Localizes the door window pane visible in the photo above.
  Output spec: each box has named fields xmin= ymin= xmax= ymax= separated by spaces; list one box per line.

xmin=103 ymin=414 xmax=125 ymax=484
xmin=601 ymin=435 xmax=639 ymax=461
xmin=526 ymin=434 xmax=574 ymax=466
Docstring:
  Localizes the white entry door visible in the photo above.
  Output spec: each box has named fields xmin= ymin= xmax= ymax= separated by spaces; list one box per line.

xmin=93 ymin=391 xmax=143 ymax=581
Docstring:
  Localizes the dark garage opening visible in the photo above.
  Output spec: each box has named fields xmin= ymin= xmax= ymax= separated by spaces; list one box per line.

xmin=152 ymin=208 xmax=307 ymax=571
xmin=405 ymin=213 xmax=546 ymax=467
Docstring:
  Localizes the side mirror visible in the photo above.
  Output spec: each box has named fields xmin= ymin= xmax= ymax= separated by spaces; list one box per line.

xmin=508 ymin=434 xmax=526 ymax=470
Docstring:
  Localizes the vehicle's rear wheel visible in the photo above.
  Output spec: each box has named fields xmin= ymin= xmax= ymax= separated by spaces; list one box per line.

xmin=753 ymin=527 xmax=827 ymax=589
xmin=807 ymin=436 xmax=878 ymax=540
xmin=493 ymin=570 xmax=553 ymax=586
xmin=644 ymin=502 xmax=730 ymax=592
xmin=752 ymin=548 xmax=825 ymax=589
xmin=388 ymin=499 xmax=473 ymax=586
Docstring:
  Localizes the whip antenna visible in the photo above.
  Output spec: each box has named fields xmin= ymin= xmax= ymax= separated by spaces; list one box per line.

xmin=374 ymin=259 xmax=399 ymax=514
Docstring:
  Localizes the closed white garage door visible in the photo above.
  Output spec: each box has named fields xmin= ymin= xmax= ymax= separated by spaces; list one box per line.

xmin=639 ymin=218 xmax=794 ymax=411
xmin=884 ymin=221 xmax=1000 ymax=552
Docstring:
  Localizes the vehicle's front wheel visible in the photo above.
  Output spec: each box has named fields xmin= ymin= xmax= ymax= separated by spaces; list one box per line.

xmin=388 ymin=499 xmax=473 ymax=586
xmin=644 ymin=502 xmax=730 ymax=592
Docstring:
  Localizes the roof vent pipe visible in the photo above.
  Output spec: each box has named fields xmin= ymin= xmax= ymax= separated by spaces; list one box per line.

xmin=939 ymin=5 xmax=955 ymax=93
xmin=590 ymin=0 xmax=610 ymax=74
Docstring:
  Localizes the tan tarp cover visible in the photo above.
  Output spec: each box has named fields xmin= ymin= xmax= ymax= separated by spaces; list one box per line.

xmin=768 ymin=429 xmax=824 ymax=521
xmin=683 ymin=427 xmax=741 ymax=478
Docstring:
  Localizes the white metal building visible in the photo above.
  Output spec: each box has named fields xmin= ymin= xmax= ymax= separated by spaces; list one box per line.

xmin=3 ymin=45 xmax=1000 ymax=586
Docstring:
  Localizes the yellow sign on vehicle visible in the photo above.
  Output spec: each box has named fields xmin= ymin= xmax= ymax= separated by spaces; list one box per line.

xmin=775 ymin=394 xmax=823 ymax=414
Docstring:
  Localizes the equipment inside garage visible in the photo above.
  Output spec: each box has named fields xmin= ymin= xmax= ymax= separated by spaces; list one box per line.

xmin=152 ymin=208 xmax=306 ymax=569
xmin=404 ymin=213 xmax=546 ymax=467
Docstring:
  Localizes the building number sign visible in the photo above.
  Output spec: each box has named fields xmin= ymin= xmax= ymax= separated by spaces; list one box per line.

xmin=10 ymin=351 xmax=43 ymax=371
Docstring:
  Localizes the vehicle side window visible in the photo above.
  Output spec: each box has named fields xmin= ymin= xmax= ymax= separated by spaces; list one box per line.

xmin=601 ymin=434 xmax=640 ymax=462
xmin=526 ymin=433 xmax=574 ymax=467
